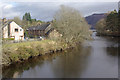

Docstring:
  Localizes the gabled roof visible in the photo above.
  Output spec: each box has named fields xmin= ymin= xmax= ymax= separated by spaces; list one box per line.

xmin=1 ymin=21 xmax=13 ymax=29
xmin=1 ymin=21 xmax=23 ymax=29
xmin=27 ymin=23 xmax=50 ymax=31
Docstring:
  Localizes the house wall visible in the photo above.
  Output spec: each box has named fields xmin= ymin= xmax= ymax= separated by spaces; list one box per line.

xmin=10 ymin=21 xmax=24 ymax=40
xmin=27 ymin=24 xmax=51 ymax=38
xmin=28 ymin=30 xmax=45 ymax=38
xmin=45 ymin=24 xmax=51 ymax=34
xmin=3 ymin=21 xmax=24 ymax=41
xmin=3 ymin=25 xmax=8 ymax=38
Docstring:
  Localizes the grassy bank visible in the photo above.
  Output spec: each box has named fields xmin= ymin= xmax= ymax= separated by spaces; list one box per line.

xmin=2 ymin=5 xmax=92 ymax=67
xmin=2 ymin=39 xmax=68 ymax=66
xmin=96 ymin=32 xmax=120 ymax=37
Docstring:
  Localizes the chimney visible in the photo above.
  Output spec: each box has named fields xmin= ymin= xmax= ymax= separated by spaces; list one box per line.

xmin=2 ymin=18 xmax=7 ymax=25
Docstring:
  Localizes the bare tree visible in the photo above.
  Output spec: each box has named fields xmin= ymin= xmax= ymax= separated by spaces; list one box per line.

xmin=95 ymin=18 xmax=106 ymax=34
xmin=13 ymin=16 xmax=22 ymax=25
xmin=52 ymin=5 xmax=91 ymax=44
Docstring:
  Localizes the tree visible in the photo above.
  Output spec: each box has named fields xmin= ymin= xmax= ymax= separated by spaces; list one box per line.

xmin=95 ymin=9 xmax=119 ymax=36
xmin=95 ymin=18 xmax=106 ymax=34
xmin=23 ymin=12 xmax=32 ymax=22
xmin=118 ymin=8 xmax=120 ymax=31
xmin=13 ymin=16 xmax=22 ymax=25
xmin=106 ymin=10 xmax=118 ymax=32
xmin=52 ymin=5 xmax=91 ymax=44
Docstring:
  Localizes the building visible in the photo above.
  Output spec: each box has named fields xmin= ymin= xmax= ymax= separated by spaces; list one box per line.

xmin=2 ymin=20 xmax=24 ymax=41
xmin=27 ymin=23 xmax=52 ymax=38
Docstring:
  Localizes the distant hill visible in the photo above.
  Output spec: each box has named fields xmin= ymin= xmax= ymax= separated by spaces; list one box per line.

xmin=85 ymin=13 xmax=107 ymax=29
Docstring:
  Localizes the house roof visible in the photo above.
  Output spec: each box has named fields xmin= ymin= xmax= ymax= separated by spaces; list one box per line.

xmin=1 ymin=21 xmax=13 ymax=29
xmin=27 ymin=23 xmax=50 ymax=31
xmin=1 ymin=21 xmax=23 ymax=29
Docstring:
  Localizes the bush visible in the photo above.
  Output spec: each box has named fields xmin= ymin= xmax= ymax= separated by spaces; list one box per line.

xmin=3 ymin=38 xmax=14 ymax=40
xmin=2 ymin=39 xmax=68 ymax=65
xmin=52 ymin=5 xmax=91 ymax=44
xmin=9 ymin=52 xmax=19 ymax=62
xmin=16 ymin=46 xmax=31 ymax=60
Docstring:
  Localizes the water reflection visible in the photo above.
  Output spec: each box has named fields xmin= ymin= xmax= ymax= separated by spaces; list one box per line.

xmin=105 ymin=37 xmax=119 ymax=57
xmin=106 ymin=47 xmax=118 ymax=56
xmin=2 ymin=53 xmax=64 ymax=78
xmin=2 ymin=36 xmax=118 ymax=78
xmin=2 ymin=43 xmax=92 ymax=78
xmin=50 ymin=45 xmax=91 ymax=78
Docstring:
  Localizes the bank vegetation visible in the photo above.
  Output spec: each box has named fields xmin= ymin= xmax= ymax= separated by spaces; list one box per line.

xmin=96 ymin=9 xmax=120 ymax=36
xmin=2 ymin=5 xmax=91 ymax=66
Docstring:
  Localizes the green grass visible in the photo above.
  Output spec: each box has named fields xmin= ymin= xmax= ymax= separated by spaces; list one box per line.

xmin=2 ymin=39 xmax=68 ymax=65
xmin=2 ymin=38 xmax=14 ymax=40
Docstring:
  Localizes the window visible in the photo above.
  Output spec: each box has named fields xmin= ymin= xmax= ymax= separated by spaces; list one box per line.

xmin=15 ymin=28 xmax=18 ymax=32
xmin=20 ymin=29 xmax=22 ymax=31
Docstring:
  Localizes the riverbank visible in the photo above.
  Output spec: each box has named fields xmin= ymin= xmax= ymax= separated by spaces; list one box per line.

xmin=2 ymin=39 xmax=70 ymax=67
xmin=2 ymin=36 xmax=118 ymax=78
xmin=2 ymin=45 xmax=77 ymax=78
xmin=96 ymin=32 xmax=120 ymax=37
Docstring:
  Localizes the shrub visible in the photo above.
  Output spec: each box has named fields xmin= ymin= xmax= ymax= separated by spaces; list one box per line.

xmin=3 ymin=38 xmax=14 ymax=40
xmin=52 ymin=5 xmax=91 ymax=44
xmin=16 ymin=46 xmax=31 ymax=60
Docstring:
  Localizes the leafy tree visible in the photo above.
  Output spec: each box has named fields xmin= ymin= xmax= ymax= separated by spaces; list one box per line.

xmin=52 ymin=5 xmax=91 ymax=44
xmin=96 ymin=18 xmax=106 ymax=34
xmin=106 ymin=10 xmax=118 ymax=32
xmin=21 ymin=12 xmax=45 ymax=37
xmin=23 ymin=12 xmax=32 ymax=22
xmin=118 ymin=8 xmax=120 ymax=31
xmin=96 ymin=9 xmax=119 ymax=36
xmin=31 ymin=19 xmax=36 ymax=22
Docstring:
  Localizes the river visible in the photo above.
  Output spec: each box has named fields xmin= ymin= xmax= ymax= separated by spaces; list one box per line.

xmin=2 ymin=33 xmax=119 ymax=78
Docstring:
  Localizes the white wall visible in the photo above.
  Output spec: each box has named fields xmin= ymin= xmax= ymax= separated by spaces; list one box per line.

xmin=10 ymin=21 xmax=24 ymax=40
xmin=3 ymin=21 xmax=24 ymax=41
xmin=3 ymin=25 xmax=8 ymax=38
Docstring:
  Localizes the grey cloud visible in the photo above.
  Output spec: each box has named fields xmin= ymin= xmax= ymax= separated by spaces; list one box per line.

xmin=64 ymin=2 xmax=118 ymax=16
xmin=2 ymin=2 xmax=118 ymax=21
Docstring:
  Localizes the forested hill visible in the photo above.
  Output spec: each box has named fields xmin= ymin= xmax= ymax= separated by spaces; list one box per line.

xmin=85 ymin=13 xmax=107 ymax=29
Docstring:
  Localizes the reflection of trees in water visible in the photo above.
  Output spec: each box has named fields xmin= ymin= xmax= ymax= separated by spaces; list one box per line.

xmin=104 ymin=37 xmax=119 ymax=56
xmin=2 ymin=52 xmax=62 ymax=78
xmin=106 ymin=47 xmax=118 ymax=56
xmin=2 ymin=57 xmax=42 ymax=78
xmin=0 ymin=65 xmax=2 ymax=79
xmin=3 ymin=48 xmax=87 ymax=78
xmin=2 ymin=44 xmax=92 ymax=78
xmin=3 ymin=37 xmax=119 ymax=78
xmin=105 ymin=37 xmax=120 ymax=44
xmin=50 ymin=45 xmax=92 ymax=78
xmin=118 ymin=46 xmax=120 ymax=79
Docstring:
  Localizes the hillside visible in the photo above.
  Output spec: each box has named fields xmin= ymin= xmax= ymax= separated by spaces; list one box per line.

xmin=85 ymin=13 xmax=107 ymax=29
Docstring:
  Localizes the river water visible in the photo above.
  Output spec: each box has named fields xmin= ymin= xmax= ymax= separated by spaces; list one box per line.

xmin=2 ymin=33 xmax=119 ymax=78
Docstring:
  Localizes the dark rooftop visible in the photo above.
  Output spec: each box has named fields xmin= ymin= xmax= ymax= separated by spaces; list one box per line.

xmin=27 ymin=23 xmax=50 ymax=31
xmin=2 ymin=21 xmax=13 ymax=29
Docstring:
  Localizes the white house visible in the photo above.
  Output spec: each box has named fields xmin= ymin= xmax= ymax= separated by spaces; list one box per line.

xmin=2 ymin=21 xmax=24 ymax=41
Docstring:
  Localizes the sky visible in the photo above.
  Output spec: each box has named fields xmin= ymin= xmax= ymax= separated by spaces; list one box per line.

xmin=0 ymin=0 xmax=119 ymax=21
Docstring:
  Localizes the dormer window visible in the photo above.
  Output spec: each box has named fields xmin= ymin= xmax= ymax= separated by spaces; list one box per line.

xmin=15 ymin=28 xmax=18 ymax=32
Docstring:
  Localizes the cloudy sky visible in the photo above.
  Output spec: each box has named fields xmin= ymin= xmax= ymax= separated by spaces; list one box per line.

xmin=0 ymin=0 xmax=119 ymax=21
